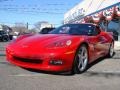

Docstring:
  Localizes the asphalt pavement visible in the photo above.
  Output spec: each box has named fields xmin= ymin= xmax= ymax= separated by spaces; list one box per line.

xmin=0 ymin=42 xmax=120 ymax=90
xmin=0 ymin=42 xmax=7 ymax=56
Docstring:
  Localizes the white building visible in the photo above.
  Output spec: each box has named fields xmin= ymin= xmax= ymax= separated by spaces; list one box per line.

xmin=64 ymin=0 xmax=120 ymax=41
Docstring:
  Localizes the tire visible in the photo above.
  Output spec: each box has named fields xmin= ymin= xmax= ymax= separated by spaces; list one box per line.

xmin=2 ymin=36 xmax=9 ymax=42
xmin=6 ymin=36 xmax=10 ymax=41
xmin=71 ymin=44 xmax=88 ymax=74
xmin=107 ymin=42 xmax=114 ymax=58
xmin=2 ymin=37 xmax=6 ymax=42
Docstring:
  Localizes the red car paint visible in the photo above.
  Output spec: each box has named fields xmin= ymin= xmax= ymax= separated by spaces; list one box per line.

xmin=6 ymin=24 xmax=114 ymax=72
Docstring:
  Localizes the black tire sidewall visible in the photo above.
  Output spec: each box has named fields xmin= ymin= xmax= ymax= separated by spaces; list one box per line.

xmin=107 ymin=42 xmax=114 ymax=58
xmin=72 ymin=44 xmax=88 ymax=74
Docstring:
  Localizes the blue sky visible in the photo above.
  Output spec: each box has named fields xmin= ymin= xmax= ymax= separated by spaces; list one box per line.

xmin=0 ymin=0 xmax=82 ymax=28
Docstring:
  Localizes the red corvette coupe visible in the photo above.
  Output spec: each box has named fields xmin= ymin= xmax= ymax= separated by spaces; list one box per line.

xmin=6 ymin=23 xmax=114 ymax=74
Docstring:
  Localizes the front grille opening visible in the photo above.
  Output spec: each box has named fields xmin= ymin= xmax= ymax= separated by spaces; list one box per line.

xmin=13 ymin=56 xmax=43 ymax=64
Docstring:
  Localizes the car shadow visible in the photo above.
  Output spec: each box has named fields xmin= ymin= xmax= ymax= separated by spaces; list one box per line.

xmin=87 ymin=52 xmax=116 ymax=69
xmin=84 ymin=52 xmax=120 ymax=78
xmin=22 ymin=68 xmax=73 ymax=76
xmin=84 ymin=70 xmax=120 ymax=78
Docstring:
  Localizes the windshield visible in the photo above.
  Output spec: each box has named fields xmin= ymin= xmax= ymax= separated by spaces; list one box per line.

xmin=49 ymin=24 xmax=95 ymax=35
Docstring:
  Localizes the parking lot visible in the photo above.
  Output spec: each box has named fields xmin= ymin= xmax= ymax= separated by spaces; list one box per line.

xmin=0 ymin=42 xmax=120 ymax=90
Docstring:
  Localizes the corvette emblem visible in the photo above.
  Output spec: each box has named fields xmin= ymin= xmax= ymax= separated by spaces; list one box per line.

xmin=22 ymin=44 xmax=28 ymax=48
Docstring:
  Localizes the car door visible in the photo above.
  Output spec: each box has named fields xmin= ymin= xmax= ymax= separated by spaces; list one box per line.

xmin=98 ymin=31 xmax=111 ymax=54
xmin=88 ymin=26 xmax=107 ymax=61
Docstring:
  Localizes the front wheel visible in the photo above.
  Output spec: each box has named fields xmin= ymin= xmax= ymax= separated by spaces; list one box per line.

xmin=72 ymin=45 xmax=88 ymax=74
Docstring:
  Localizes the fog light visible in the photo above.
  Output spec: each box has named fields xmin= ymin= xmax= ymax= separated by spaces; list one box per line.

xmin=50 ymin=60 xmax=63 ymax=65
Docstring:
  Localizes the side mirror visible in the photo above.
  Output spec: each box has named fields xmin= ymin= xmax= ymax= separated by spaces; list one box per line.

xmin=96 ymin=26 xmax=101 ymax=35
xmin=97 ymin=29 xmax=101 ymax=35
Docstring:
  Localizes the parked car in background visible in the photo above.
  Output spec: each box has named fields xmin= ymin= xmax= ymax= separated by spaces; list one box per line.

xmin=0 ymin=31 xmax=10 ymax=42
xmin=39 ymin=27 xmax=55 ymax=34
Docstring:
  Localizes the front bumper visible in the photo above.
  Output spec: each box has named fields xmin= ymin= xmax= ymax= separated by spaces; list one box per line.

xmin=6 ymin=48 xmax=75 ymax=72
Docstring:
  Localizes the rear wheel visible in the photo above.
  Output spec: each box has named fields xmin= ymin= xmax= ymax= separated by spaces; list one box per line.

xmin=71 ymin=45 xmax=88 ymax=74
xmin=107 ymin=42 xmax=114 ymax=58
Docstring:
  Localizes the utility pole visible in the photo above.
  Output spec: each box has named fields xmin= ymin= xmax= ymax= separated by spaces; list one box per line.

xmin=26 ymin=22 xmax=29 ymax=30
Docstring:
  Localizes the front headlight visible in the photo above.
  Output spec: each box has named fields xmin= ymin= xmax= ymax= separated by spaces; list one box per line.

xmin=46 ymin=39 xmax=72 ymax=48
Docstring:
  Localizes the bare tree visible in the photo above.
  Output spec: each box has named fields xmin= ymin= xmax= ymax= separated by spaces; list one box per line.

xmin=29 ymin=28 xmax=37 ymax=34
xmin=11 ymin=22 xmax=28 ymax=35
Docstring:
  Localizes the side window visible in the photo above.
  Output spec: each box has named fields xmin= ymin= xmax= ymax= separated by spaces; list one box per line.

xmin=91 ymin=26 xmax=101 ymax=36
xmin=96 ymin=26 xmax=101 ymax=35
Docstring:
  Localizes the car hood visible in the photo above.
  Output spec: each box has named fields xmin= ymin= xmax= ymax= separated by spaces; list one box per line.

xmin=15 ymin=34 xmax=71 ymax=46
xmin=8 ymin=34 xmax=86 ymax=56
xmin=14 ymin=34 xmax=84 ymax=46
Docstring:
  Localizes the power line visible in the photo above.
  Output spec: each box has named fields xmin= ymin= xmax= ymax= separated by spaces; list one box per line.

xmin=0 ymin=5 xmax=68 ymax=15
xmin=0 ymin=0 xmax=13 ymax=2
xmin=0 ymin=22 xmax=61 ymax=25
xmin=0 ymin=2 xmax=77 ymax=15
xmin=0 ymin=4 xmax=69 ymax=10
xmin=0 ymin=8 xmax=64 ymax=14
xmin=0 ymin=7 xmax=68 ymax=11
xmin=0 ymin=1 xmax=72 ymax=26
xmin=0 ymin=4 xmax=69 ymax=14
xmin=0 ymin=3 xmax=76 ymax=6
